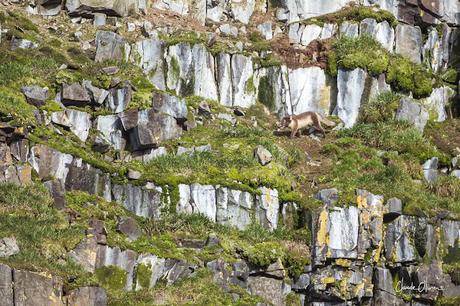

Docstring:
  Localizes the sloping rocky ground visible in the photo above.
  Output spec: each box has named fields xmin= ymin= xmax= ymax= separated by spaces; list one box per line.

xmin=0 ymin=0 xmax=460 ymax=305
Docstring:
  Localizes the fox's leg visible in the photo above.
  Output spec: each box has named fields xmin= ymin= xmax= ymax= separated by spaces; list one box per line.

xmin=290 ymin=120 xmax=298 ymax=138
xmin=290 ymin=128 xmax=298 ymax=138
xmin=314 ymin=119 xmax=326 ymax=138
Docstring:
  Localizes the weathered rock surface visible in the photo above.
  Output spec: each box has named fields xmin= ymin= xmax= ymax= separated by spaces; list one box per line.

xmin=21 ymin=85 xmax=49 ymax=107
xmin=0 ymin=237 xmax=19 ymax=257
xmin=51 ymin=109 xmax=91 ymax=142
xmin=95 ymin=31 xmax=129 ymax=62
xmin=395 ymin=98 xmax=429 ymax=132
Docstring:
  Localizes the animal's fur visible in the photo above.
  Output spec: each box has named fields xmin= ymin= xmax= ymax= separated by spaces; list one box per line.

xmin=278 ymin=112 xmax=336 ymax=138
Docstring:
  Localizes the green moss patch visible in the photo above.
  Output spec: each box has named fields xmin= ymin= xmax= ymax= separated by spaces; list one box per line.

xmin=95 ymin=266 xmax=128 ymax=291
xmin=300 ymin=5 xmax=398 ymax=28
xmin=328 ymin=35 xmax=434 ymax=98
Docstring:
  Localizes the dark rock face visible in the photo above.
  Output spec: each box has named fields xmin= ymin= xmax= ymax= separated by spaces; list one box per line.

xmin=43 ymin=180 xmax=67 ymax=209
xmin=128 ymin=110 xmax=183 ymax=151
xmin=116 ymin=217 xmax=141 ymax=241
xmin=13 ymin=269 xmax=64 ymax=306
xmin=61 ymin=83 xmax=91 ymax=106
xmin=66 ymin=287 xmax=107 ymax=306
xmin=65 ymin=160 xmax=112 ymax=200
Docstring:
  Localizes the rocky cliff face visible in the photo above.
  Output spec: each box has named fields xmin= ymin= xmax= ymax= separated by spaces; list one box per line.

xmin=0 ymin=0 xmax=460 ymax=305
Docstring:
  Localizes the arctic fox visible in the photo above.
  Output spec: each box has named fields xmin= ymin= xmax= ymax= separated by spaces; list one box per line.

xmin=278 ymin=112 xmax=336 ymax=138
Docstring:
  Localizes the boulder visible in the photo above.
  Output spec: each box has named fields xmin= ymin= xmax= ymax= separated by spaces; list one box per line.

xmin=66 ymin=287 xmax=107 ymax=306
xmin=95 ymin=115 xmax=126 ymax=151
xmin=64 ymin=159 xmax=112 ymax=201
xmin=152 ymin=91 xmax=187 ymax=120
xmin=51 ymin=109 xmax=91 ymax=142
xmin=116 ymin=217 xmax=142 ymax=241
xmin=128 ymin=109 xmax=183 ymax=150
xmin=254 ymin=145 xmax=272 ymax=166
xmin=127 ymin=169 xmax=141 ymax=180
xmin=10 ymin=139 xmax=29 ymax=163
xmin=395 ymin=98 xmax=429 ymax=132
xmin=106 ymin=81 xmax=133 ymax=113
xmin=230 ymin=0 xmax=255 ymax=24
xmin=21 ymin=85 xmax=49 ymax=107
xmin=61 ymin=83 xmax=91 ymax=106
xmin=10 ymin=38 xmax=38 ymax=50
xmin=384 ymin=198 xmax=403 ymax=219
xmin=395 ymin=24 xmax=422 ymax=64
xmin=93 ymin=13 xmax=107 ymax=26
xmin=29 ymin=145 xmax=74 ymax=182
xmin=83 ymin=80 xmax=109 ymax=105
xmin=219 ymin=24 xmax=238 ymax=37
xmin=0 ymin=237 xmax=19 ymax=257
xmin=95 ymin=31 xmax=129 ymax=62
xmin=422 ymin=86 xmax=455 ymax=122
xmin=257 ymin=22 xmax=272 ymax=40
xmin=340 ymin=21 xmax=359 ymax=38
xmin=162 ymin=260 xmax=196 ymax=284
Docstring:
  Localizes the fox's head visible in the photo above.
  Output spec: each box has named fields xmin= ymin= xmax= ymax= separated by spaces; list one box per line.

xmin=277 ymin=116 xmax=293 ymax=130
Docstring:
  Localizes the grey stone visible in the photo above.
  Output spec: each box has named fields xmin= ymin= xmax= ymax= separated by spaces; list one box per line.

xmin=217 ymin=113 xmax=237 ymax=125
xmin=128 ymin=109 xmax=183 ymax=150
xmin=177 ymin=184 xmax=216 ymax=221
xmin=384 ymin=198 xmax=402 ymax=218
xmin=96 ymin=245 xmax=138 ymax=290
xmin=112 ymin=183 xmax=163 ymax=219
xmin=395 ymin=98 xmax=429 ymax=132
xmin=247 ymin=275 xmax=285 ymax=306
xmin=95 ymin=31 xmax=129 ymax=62
xmin=0 ymin=237 xmax=19 ymax=257
xmin=83 ymin=80 xmax=109 ymax=105
xmin=315 ymin=188 xmax=339 ymax=206
xmin=10 ymin=139 xmax=29 ymax=163
xmin=134 ymin=254 xmax=166 ymax=290
xmin=395 ymin=24 xmax=422 ymax=64
xmin=106 ymin=82 xmax=133 ymax=113
xmin=0 ymin=264 xmax=13 ymax=306
xmin=257 ymin=22 xmax=272 ymax=40
xmin=66 ymin=0 xmax=142 ymax=17
xmin=93 ymin=13 xmax=107 ymax=26
xmin=152 ymin=91 xmax=187 ymax=120
xmin=384 ymin=215 xmax=418 ymax=264
xmin=64 ymin=159 xmax=112 ymax=201
xmin=334 ymin=68 xmax=367 ymax=128
xmin=69 ymin=237 xmax=98 ymax=273
xmin=216 ymin=187 xmax=254 ymax=230
xmin=230 ymin=0 xmax=255 ymax=24
xmin=116 ymin=217 xmax=142 ymax=241
xmin=95 ymin=115 xmax=125 ymax=151
xmin=29 ymin=145 xmax=74 ymax=182
xmin=61 ymin=83 xmax=91 ymax=106
xmin=292 ymin=273 xmax=310 ymax=290
xmin=127 ymin=169 xmax=141 ymax=180
xmin=11 ymin=37 xmax=38 ymax=50
xmin=101 ymin=66 xmax=119 ymax=75
xmin=219 ymin=24 xmax=238 ymax=37
xmin=132 ymin=39 xmax=166 ymax=90
xmin=87 ymin=218 xmax=107 ymax=245
xmin=198 ymin=101 xmax=212 ymax=116
xmin=256 ymin=187 xmax=279 ymax=231
xmin=163 ymin=260 xmax=196 ymax=284
xmin=231 ymin=54 xmax=255 ymax=108
xmin=254 ymin=145 xmax=272 ymax=166
xmin=51 ymin=109 xmax=91 ymax=142
xmin=21 ymin=85 xmax=49 ymax=107
xmin=66 ymin=287 xmax=107 ymax=306
xmin=207 ymin=259 xmax=229 ymax=287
